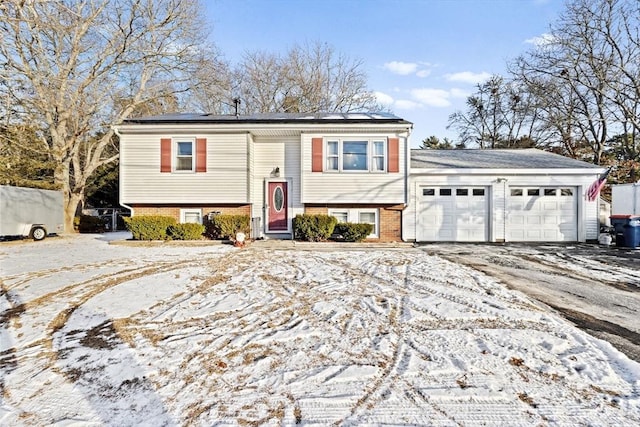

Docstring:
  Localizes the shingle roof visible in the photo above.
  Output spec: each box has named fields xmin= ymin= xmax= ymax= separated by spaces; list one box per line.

xmin=411 ymin=148 xmax=600 ymax=170
xmin=124 ymin=112 xmax=411 ymax=125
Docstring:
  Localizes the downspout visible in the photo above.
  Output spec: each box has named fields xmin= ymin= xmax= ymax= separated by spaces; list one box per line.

xmin=113 ymin=126 xmax=134 ymax=217
xmin=402 ymin=125 xmax=413 ymax=242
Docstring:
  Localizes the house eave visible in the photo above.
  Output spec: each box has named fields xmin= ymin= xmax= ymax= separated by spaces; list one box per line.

xmin=410 ymin=168 xmax=607 ymax=176
xmin=114 ymin=122 xmax=413 ymax=137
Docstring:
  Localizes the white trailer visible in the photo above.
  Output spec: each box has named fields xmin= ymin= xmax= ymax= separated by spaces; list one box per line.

xmin=611 ymin=182 xmax=640 ymax=215
xmin=0 ymin=185 xmax=64 ymax=241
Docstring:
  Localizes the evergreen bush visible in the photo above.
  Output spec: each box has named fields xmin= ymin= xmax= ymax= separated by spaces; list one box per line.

xmin=124 ymin=215 xmax=176 ymax=240
xmin=334 ymin=222 xmax=374 ymax=242
xmin=167 ymin=223 xmax=205 ymax=240
xmin=204 ymin=214 xmax=250 ymax=240
xmin=292 ymin=214 xmax=337 ymax=242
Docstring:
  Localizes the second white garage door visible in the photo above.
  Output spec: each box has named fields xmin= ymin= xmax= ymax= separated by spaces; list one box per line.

xmin=417 ymin=186 xmax=488 ymax=242
xmin=507 ymin=187 xmax=578 ymax=241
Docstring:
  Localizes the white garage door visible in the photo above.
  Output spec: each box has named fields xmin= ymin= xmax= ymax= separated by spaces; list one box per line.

xmin=417 ymin=187 xmax=488 ymax=242
xmin=507 ymin=187 xmax=577 ymax=242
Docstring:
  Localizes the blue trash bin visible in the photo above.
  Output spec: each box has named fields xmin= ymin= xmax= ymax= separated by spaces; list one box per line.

xmin=610 ymin=215 xmax=632 ymax=247
xmin=611 ymin=215 xmax=640 ymax=248
xmin=623 ymin=219 xmax=640 ymax=249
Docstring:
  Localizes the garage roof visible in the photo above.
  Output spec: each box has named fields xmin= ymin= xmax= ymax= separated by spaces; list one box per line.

xmin=411 ymin=148 xmax=601 ymax=169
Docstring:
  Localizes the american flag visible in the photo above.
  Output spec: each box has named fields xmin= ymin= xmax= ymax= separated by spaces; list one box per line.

xmin=586 ymin=167 xmax=611 ymax=202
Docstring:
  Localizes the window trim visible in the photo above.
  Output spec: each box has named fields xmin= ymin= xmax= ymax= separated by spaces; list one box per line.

xmin=180 ymin=208 xmax=202 ymax=224
xmin=173 ymin=138 xmax=195 ymax=172
xmin=324 ymin=138 xmax=387 ymax=173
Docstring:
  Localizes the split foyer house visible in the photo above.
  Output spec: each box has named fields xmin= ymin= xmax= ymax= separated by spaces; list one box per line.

xmin=116 ymin=113 xmax=412 ymax=242
xmin=116 ymin=112 xmax=605 ymax=243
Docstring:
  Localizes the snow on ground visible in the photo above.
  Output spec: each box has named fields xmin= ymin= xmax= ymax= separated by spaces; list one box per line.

xmin=1 ymin=233 xmax=639 ymax=426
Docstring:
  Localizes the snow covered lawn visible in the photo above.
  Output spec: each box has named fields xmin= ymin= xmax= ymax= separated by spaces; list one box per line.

xmin=1 ymin=234 xmax=639 ymax=426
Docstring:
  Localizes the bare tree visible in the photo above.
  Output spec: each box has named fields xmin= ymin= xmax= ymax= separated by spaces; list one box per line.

xmin=228 ymin=42 xmax=381 ymax=114
xmin=0 ymin=0 xmax=212 ymax=231
xmin=511 ymin=0 xmax=640 ymax=165
xmin=448 ymin=76 xmax=539 ymax=148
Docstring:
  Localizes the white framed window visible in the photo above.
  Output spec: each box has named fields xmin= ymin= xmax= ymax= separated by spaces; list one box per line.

xmin=331 ymin=211 xmax=349 ymax=223
xmin=372 ymin=140 xmax=386 ymax=171
xmin=180 ymin=208 xmax=202 ymax=224
xmin=326 ymin=140 xmax=339 ymax=171
xmin=324 ymin=139 xmax=387 ymax=173
xmin=328 ymin=208 xmax=378 ymax=238
xmin=174 ymin=139 xmax=195 ymax=172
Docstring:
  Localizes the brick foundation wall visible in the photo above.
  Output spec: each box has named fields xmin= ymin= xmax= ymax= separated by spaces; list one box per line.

xmin=131 ymin=204 xmax=251 ymax=222
xmin=304 ymin=204 xmax=405 ymax=242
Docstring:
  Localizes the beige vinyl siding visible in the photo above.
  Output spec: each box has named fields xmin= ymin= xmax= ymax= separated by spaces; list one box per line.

xmin=120 ymin=133 xmax=249 ymax=204
xmin=252 ymin=137 xmax=303 ymax=218
xmin=301 ymin=134 xmax=406 ymax=204
xmin=247 ymin=133 xmax=255 ymax=214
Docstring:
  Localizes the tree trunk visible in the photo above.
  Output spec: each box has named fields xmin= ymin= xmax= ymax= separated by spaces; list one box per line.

xmin=64 ymin=192 xmax=84 ymax=234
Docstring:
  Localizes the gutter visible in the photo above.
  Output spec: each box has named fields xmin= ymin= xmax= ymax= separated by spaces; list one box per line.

xmin=113 ymin=126 xmax=134 ymax=217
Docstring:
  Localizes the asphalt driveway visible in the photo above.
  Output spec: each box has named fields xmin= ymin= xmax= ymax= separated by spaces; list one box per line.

xmin=419 ymin=243 xmax=640 ymax=362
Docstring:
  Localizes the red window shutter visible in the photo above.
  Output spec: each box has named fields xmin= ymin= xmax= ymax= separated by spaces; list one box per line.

xmin=196 ymin=138 xmax=207 ymax=172
xmin=160 ymin=138 xmax=171 ymax=172
xmin=388 ymin=137 xmax=400 ymax=173
xmin=312 ymin=137 xmax=323 ymax=172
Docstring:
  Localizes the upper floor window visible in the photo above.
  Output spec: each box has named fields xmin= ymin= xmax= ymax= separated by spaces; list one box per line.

xmin=175 ymin=139 xmax=194 ymax=171
xmin=325 ymin=139 xmax=386 ymax=172
xmin=160 ymin=137 xmax=206 ymax=173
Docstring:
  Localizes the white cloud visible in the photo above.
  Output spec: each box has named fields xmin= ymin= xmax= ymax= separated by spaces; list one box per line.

xmin=525 ymin=33 xmax=556 ymax=47
xmin=450 ymin=88 xmax=470 ymax=99
xmin=445 ymin=71 xmax=492 ymax=85
xmin=383 ymin=61 xmax=433 ymax=78
xmin=395 ymin=99 xmax=423 ymax=110
xmin=383 ymin=61 xmax=418 ymax=75
xmin=410 ymin=88 xmax=451 ymax=107
xmin=374 ymin=91 xmax=394 ymax=106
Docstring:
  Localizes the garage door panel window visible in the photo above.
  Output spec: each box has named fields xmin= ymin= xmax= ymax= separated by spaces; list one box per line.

xmin=456 ymin=189 xmax=469 ymax=196
xmin=473 ymin=189 xmax=485 ymax=196
xmin=528 ymin=189 xmax=540 ymax=196
xmin=544 ymin=189 xmax=557 ymax=196
xmin=440 ymin=189 xmax=452 ymax=196
xmin=423 ymin=188 xmax=435 ymax=196
xmin=511 ymin=189 xmax=523 ymax=196
xmin=561 ymin=188 xmax=573 ymax=196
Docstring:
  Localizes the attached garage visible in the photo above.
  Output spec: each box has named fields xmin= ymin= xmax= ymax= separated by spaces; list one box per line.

xmin=417 ymin=186 xmax=488 ymax=242
xmin=507 ymin=186 xmax=578 ymax=241
xmin=404 ymin=149 xmax=605 ymax=243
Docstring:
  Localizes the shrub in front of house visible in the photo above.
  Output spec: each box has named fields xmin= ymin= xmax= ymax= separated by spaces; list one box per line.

xmin=333 ymin=222 xmax=374 ymax=242
xmin=205 ymin=214 xmax=250 ymax=240
xmin=167 ymin=223 xmax=205 ymax=240
xmin=293 ymin=214 xmax=337 ymax=242
xmin=124 ymin=215 xmax=176 ymax=240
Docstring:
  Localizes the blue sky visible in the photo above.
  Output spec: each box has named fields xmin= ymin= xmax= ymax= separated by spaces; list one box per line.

xmin=206 ymin=0 xmax=563 ymax=147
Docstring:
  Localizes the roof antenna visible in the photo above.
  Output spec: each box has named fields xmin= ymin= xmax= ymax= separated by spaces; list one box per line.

xmin=233 ymin=98 xmax=241 ymax=118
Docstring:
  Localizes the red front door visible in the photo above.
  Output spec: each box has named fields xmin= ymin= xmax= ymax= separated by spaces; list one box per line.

xmin=267 ymin=181 xmax=288 ymax=231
